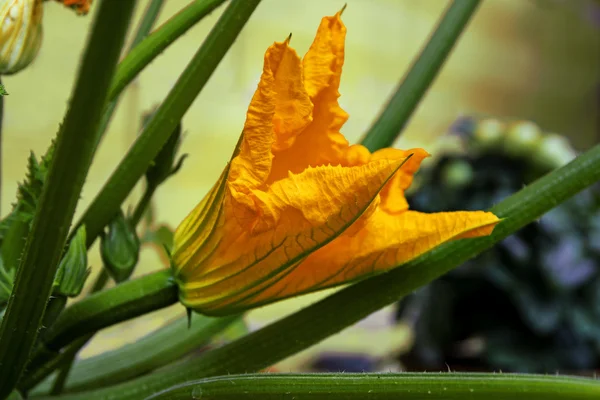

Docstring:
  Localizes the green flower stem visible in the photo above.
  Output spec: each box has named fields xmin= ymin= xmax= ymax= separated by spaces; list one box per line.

xmin=127 ymin=0 xmax=166 ymax=52
xmin=0 ymin=2 xmax=136 ymax=398
xmin=51 ymin=143 xmax=600 ymax=400
xmin=131 ymin=183 xmax=157 ymax=228
xmin=86 ymin=182 xmax=156 ymax=297
xmin=107 ymin=0 xmax=228 ymax=103
xmin=92 ymin=0 xmax=167 ymax=152
xmin=33 ymin=182 xmax=170 ymax=394
xmin=89 ymin=269 xmax=109 ymax=294
xmin=145 ymin=373 xmax=600 ymax=400
xmin=92 ymin=0 xmax=225 ymax=151
xmin=360 ymin=0 xmax=481 ymax=151
xmin=75 ymin=0 xmax=261 ymax=250
xmin=20 ymin=335 xmax=92 ymax=393
xmin=31 ymin=314 xmax=239 ymax=395
xmin=41 ymin=269 xmax=177 ymax=353
xmin=28 ymin=4 xmax=172 ymax=392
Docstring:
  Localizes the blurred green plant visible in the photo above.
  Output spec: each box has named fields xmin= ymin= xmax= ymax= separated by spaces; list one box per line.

xmin=0 ymin=0 xmax=598 ymax=399
xmin=398 ymin=116 xmax=600 ymax=373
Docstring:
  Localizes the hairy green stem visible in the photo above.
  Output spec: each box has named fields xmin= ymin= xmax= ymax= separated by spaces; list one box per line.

xmin=0 ymin=3 xmax=136 ymax=397
xmin=360 ymin=0 xmax=481 ymax=151
xmin=32 ymin=314 xmax=239 ymax=395
xmin=42 ymin=270 xmax=177 ymax=352
xmin=146 ymin=373 xmax=600 ymax=400
xmin=47 ymin=142 xmax=600 ymax=400
xmin=42 ymin=180 xmax=165 ymax=393
xmin=75 ymin=0 xmax=262 ymax=250
xmin=108 ymin=0 xmax=228 ymax=102
xmin=128 ymin=0 xmax=167 ymax=52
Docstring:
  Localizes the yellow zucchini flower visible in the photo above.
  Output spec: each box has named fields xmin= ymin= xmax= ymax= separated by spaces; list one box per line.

xmin=172 ymin=11 xmax=500 ymax=316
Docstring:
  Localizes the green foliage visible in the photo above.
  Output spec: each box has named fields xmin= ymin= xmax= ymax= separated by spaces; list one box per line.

xmin=400 ymin=117 xmax=600 ymax=373
xmin=53 ymin=226 xmax=90 ymax=297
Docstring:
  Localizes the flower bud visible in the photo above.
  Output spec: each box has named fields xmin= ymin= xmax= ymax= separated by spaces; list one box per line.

xmin=101 ymin=210 xmax=140 ymax=283
xmin=0 ymin=0 xmax=43 ymax=75
xmin=53 ymin=225 xmax=89 ymax=297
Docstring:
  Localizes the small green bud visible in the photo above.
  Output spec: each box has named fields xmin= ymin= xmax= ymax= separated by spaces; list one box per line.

xmin=101 ymin=210 xmax=140 ymax=283
xmin=0 ymin=255 xmax=15 ymax=308
xmin=53 ymin=225 xmax=89 ymax=297
xmin=143 ymin=110 xmax=186 ymax=188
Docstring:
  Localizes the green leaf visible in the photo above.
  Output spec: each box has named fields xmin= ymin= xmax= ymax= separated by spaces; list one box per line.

xmin=0 ymin=255 xmax=14 ymax=308
xmin=360 ymin=0 xmax=481 ymax=151
xmin=0 ymin=3 xmax=137 ymax=397
xmin=1 ymin=146 xmax=54 ymax=272
xmin=74 ymin=0 xmax=262 ymax=250
xmin=144 ymin=373 xmax=600 ymax=400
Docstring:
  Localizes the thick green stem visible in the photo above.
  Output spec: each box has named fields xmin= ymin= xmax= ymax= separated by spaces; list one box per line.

xmin=41 ymin=270 xmax=177 ymax=352
xmin=47 ymin=143 xmax=600 ymax=400
xmin=92 ymin=0 xmax=167 ymax=152
xmin=0 ymin=3 xmax=136 ymax=398
xmin=131 ymin=184 xmax=157 ymax=227
xmin=108 ymin=0 xmax=228 ymax=102
xmin=19 ymin=334 xmax=92 ymax=393
xmin=360 ymin=0 xmax=481 ymax=151
xmin=128 ymin=0 xmax=166 ymax=52
xmin=145 ymin=373 xmax=600 ymax=400
xmin=31 ymin=314 xmax=239 ymax=395
xmin=75 ymin=0 xmax=262 ymax=250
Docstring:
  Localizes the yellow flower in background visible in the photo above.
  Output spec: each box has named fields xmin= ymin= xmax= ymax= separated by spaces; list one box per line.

xmin=0 ymin=0 xmax=43 ymax=75
xmin=171 ymin=10 xmax=500 ymax=316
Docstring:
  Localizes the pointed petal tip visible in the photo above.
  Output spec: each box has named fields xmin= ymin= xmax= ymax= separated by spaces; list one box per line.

xmin=339 ymin=3 xmax=347 ymax=16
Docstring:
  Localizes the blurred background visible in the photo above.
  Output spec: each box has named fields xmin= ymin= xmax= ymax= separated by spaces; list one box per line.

xmin=2 ymin=0 xmax=599 ymax=373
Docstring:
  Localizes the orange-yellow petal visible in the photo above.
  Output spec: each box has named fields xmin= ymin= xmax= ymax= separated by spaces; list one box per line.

xmin=173 ymin=156 xmax=411 ymax=315
xmin=171 ymin=10 xmax=501 ymax=317
xmin=238 ymin=209 xmax=500 ymax=305
xmin=267 ymin=11 xmax=350 ymax=182
xmin=228 ymin=38 xmax=313 ymax=198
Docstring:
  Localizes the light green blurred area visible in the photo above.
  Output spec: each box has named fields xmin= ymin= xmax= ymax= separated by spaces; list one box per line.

xmin=1 ymin=0 xmax=599 ymax=367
